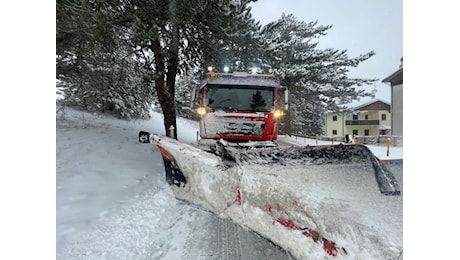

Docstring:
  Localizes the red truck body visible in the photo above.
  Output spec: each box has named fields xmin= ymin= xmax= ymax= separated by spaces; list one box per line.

xmin=196 ymin=72 xmax=283 ymax=142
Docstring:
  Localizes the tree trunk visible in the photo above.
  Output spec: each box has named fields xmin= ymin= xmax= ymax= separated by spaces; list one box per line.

xmin=150 ymin=0 xmax=180 ymax=139
xmin=151 ymin=38 xmax=178 ymax=138
xmin=165 ymin=0 xmax=179 ymax=139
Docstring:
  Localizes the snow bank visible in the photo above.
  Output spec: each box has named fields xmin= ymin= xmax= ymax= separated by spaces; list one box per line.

xmin=56 ymin=108 xmax=402 ymax=259
xmin=155 ymin=137 xmax=403 ymax=259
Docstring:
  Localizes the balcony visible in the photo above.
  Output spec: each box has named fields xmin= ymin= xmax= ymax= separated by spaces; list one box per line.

xmin=345 ymin=120 xmax=379 ymax=126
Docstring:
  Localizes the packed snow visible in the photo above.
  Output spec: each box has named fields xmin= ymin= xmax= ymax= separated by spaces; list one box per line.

xmin=155 ymin=133 xmax=402 ymax=259
xmin=56 ymin=108 xmax=292 ymax=260
xmin=56 ymin=106 xmax=403 ymax=259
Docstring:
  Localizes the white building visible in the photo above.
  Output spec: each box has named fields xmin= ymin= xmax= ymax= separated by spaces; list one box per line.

xmin=325 ymin=100 xmax=391 ymax=139
xmin=382 ymin=57 xmax=403 ymax=136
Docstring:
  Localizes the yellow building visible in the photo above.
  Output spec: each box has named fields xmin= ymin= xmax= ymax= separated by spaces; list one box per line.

xmin=325 ymin=100 xmax=391 ymax=139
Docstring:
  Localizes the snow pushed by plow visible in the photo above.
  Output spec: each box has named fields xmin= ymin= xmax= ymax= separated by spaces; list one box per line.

xmin=157 ymin=137 xmax=403 ymax=259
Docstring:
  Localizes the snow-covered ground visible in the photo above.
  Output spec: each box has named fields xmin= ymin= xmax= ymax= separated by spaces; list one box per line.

xmin=56 ymin=107 xmax=403 ymax=259
xmin=56 ymin=108 xmax=293 ymax=259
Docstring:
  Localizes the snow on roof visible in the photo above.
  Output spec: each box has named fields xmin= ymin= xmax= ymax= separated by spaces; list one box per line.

xmin=202 ymin=73 xmax=280 ymax=88
xmin=352 ymin=99 xmax=390 ymax=111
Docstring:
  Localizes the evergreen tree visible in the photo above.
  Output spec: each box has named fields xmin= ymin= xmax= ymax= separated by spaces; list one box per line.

xmin=259 ymin=14 xmax=377 ymax=135
xmin=56 ymin=0 xmax=261 ymax=127
xmin=174 ymin=70 xmax=201 ymax=120
xmin=56 ymin=2 xmax=377 ymax=138
xmin=198 ymin=1 xmax=262 ymax=73
xmin=56 ymin=0 xmax=154 ymax=119
xmin=118 ymin=0 xmax=260 ymax=138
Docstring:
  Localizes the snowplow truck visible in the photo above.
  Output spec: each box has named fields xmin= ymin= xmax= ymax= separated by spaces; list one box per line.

xmin=139 ymin=71 xmax=402 ymax=259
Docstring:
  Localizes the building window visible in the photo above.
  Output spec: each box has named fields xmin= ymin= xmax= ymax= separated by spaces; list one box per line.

xmin=381 ymin=114 xmax=387 ymax=121
xmin=352 ymin=130 xmax=358 ymax=136
xmin=332 ymin=130 xmax=337 ymax=135
xmin=365 ymin=114 xmax=368 ymax=120
xmin=332 ymin=115 xmax=337 ymax=121
xmin=364 ymin=129 xmax=369 ymax=136
xmin=352 ymin=114 xmax=358 ymax=120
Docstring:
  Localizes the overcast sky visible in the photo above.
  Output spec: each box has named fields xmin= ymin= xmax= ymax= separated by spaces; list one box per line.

xmin=250 ymin=0 xmax=403 ymax=106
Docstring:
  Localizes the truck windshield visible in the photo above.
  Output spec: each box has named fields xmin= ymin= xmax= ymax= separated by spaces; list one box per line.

xmin=204 ymin=84 xmax=274 ymax=112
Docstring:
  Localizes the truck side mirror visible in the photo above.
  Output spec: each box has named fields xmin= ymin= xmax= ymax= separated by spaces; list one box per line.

xmin=190 ymin=86 xmax=203 ymax=109
xmin=190 ymin=87 xmax=196 ymax=108
xmin=284 ymin=88 xmax=289 ymax=111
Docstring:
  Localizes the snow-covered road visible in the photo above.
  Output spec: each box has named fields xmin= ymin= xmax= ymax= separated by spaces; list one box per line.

xmin=180 ymin=207 xmax=293 ymax=260
xmin=56 ymin=108 xmax=402 ymax=259
xmin=56 ymin=109 xmax=292 ymax=259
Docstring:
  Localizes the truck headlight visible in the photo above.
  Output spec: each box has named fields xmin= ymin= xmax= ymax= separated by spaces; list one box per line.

xmin=196 ymin=107 xmax=206 ymax=116
xmin=274 ymin=110 xmax=284 ymax=119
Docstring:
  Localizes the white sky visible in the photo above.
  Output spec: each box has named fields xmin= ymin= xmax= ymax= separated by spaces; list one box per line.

xmin=250 ymin=0 xmax=403 ymax=105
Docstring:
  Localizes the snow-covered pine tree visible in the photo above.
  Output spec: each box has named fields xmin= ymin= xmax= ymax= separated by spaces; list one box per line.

xmin=259 ymin=13 xmax=377 ymax=135
xmin=117 ymin=0 xmax=260 ymax=138
xmin=56 ymin=0 xmax=154 ymax=119
xmin=56 ymin=0 xmax=262 ymax=127
xmin=197 ymin=0 xmax=262 ymax=73
xmin=174 ymin=70 xmax=201 ymax=120
xmin=170 ymin=0 xmax=263 ymax=122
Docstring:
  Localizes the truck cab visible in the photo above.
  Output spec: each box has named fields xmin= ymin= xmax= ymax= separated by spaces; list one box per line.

xmin=195 ymin=72 xmax=286 ymax=142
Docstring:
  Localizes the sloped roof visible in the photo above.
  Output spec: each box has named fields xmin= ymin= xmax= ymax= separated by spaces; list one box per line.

xmin=353 ymin=99 xmax=391 ymax=112
xmin=382 ymin=67 xmax=403 ymax=85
